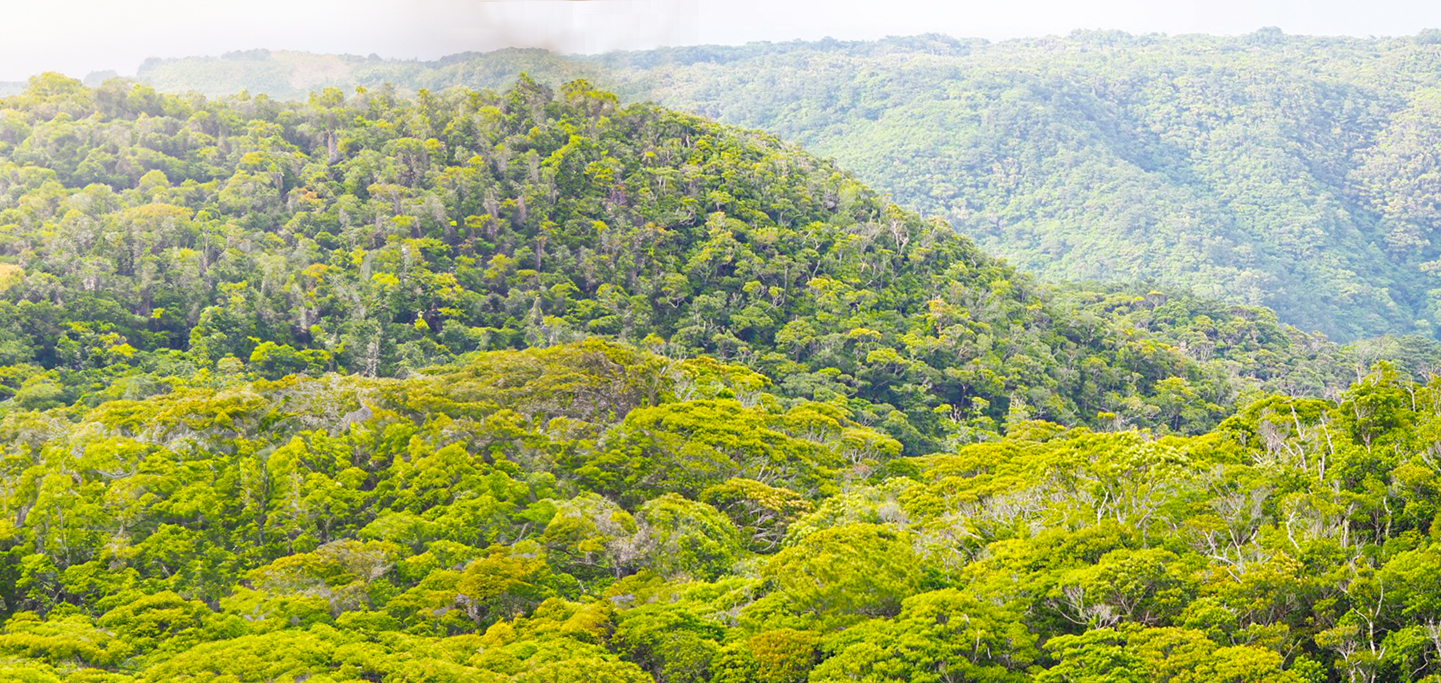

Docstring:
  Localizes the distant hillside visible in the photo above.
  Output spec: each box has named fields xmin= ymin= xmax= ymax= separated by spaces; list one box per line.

xmin=136 ymin=32 xmax=1441 ymax=340
xmin=0 ymin=82 xmax=22 ymax=97
xmin=138 ymin=48 xmax=597 ymax=99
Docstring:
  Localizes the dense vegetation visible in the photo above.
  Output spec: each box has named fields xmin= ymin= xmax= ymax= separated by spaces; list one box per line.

xmin=0 ymin=339 xmax=1438 ymax=682
xmin=3 ymin=73 xmax=1420 ymax=455
xmin=1 ymin=74 xmax=1440 ymax=682
xmin=139 ymin=31 xmax=1441 ymax=339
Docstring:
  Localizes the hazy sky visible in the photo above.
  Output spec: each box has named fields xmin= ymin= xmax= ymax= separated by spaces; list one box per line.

xmin=4 ymin=0 xmax=1441 ymax=81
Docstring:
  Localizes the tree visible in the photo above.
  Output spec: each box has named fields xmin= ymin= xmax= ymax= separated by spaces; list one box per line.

xmin=762 ymin=523 xmax=921 ymax=623
xmin=638 ymin=493 xmax=742 ymax=580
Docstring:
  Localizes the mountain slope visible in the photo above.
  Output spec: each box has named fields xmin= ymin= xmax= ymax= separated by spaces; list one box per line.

xmin=0 ymin=74 xmax=1407 ymax=453
xmin=0 ymin=337 xmax=1437 ymax=682
xmin=137 ymin=32 xmax=1441 ymax=339
xmin=2 ymin=72 xmax=1441 ymax=683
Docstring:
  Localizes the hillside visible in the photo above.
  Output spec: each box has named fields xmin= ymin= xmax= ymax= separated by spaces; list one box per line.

xmin=0 ymin=74 xmax=1422 ymax=455
xmin=0 ymin=338 xmax=1438 ymax=682
xmin=0 ymin=72 xmax=1439 ymax=683
xmin=139 ymin=32 xmax=1441 ymax=340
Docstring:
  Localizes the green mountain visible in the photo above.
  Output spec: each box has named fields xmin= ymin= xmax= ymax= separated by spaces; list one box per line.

xmin=0 ymin=72 xmax=1439 ymax=683
xmin=0 ymin=73 xmax=1417 ymax=455
xmin=138 ymin=32 xmax=1441 ymax=340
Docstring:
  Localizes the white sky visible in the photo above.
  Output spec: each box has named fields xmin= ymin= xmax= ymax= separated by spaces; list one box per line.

xmin=2 ymin=0 xmax=1441 ymax=81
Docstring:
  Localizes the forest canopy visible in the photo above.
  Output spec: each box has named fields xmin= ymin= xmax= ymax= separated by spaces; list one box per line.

xmin=0 ymin=74 xmax=1438 ymax=682
xmin=0 ymin=72 xmax=1432 ymax=454
xmin=0 ymin=336 xmax=1434 ymax=681
xmin=138 ymin=31 xmax=1441 ymax=340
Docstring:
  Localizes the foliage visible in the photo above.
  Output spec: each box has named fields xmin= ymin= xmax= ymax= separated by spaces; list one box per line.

xmin=0 ymin=74 xmax=1417 ymax=456
xmin=1 ymin=73 xmax=1440 ymax=683
xmin=0 ymin=341 xmax=1424 ymax=680
xmin=138 ymin=33 xmax=1441 ymax=340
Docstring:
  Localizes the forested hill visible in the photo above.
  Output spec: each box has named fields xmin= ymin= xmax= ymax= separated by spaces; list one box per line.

xmin=138 ymin=32 xmax=1441 ymax=340
xmin=0 ymin=74 xmax=1428 ymax=454
xmin=4 ymin=73 xmax=1441 ymax=683
xmin=2 ymin=339 xmax=1441 ymax=682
